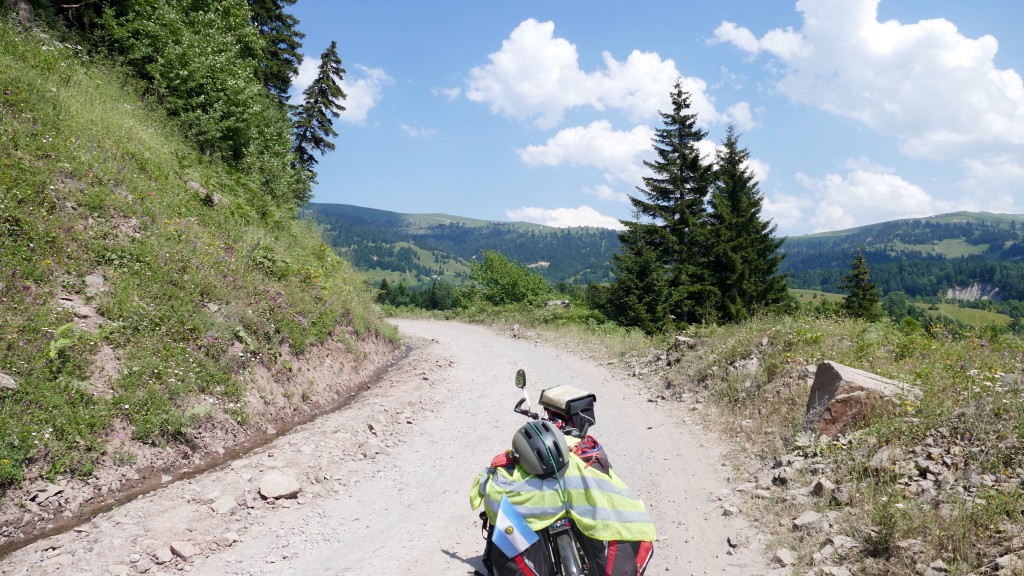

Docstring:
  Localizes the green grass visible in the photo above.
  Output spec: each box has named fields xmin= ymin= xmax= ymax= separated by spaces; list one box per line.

xmin=914 ymin=302 xmax=1012 ymax=327
xmin=352 ymin=241 xmax=472 ymax=288
xmin=888 ymin=238 xmax=988 ymax=258
xmin=790 ymin=288 xmax=845 ymax=304
xmin=0 ymin=20 xmax=395 ymax=489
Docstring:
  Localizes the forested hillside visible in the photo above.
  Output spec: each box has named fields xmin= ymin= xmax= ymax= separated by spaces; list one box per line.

xmin=307 ymin=203 xmax=620 ymax=285
xmin=783 ymin=212 xmax=1024 ymax=300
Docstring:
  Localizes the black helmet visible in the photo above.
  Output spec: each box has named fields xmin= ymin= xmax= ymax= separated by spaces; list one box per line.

xmin=511 ymin=420 xmax=570 ymax=478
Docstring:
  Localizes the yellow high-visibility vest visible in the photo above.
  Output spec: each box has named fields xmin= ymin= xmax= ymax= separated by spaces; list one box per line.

xmin=470 ymin=450 xmax=656 ymax=542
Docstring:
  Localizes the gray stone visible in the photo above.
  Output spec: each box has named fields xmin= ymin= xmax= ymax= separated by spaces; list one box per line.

xmin=0 ymin=372 xmax=16 ymax=393
xmin=772 ymin=467 xmax=794 ymax=487
xmin=731 ymin=355 xmax=759 ymax=375
xmin=869 ymin=446 xmax=901 ymax=474
xmin=170 ymin=541 xmax=200 ymax=561
xmin=84 ymin=273 xmax=106 ymax=296
xmin=674 ymin=336 xmax=696 ymax=350
xmin=828 ymin=535 xmax=861 ymax=551
xmin=209 ymin=495 xmax=238 ymax=515
xmin=107 ymin=566 xmax=130 ymax=576
xmin=359 ymin=441 xmax=390 ymax=458
xmin=773 ymin=548 xmax=796 ymax=567
xmin=996 ymin=554 xmax=1024 ymax=574
xmin=259 ymin=470 xmax=301 ymax=500
xmin=813 ymin=543 xmax=836 ymax=565
xmin=214 ymin=532 xmax=239 ymax=548
xmin=924 ymin=560 xmax=951 ymax=576
xmin=31 ymin=483 xmax=64 ymax=504
xmin=803 ymin=361 xmax=921 ymax=436
xmin=811 ymin=478 xmax=836 ymax=497
xmin=151 ymin=546 xmax=173 ymax=564
xmin=792 ymin=510 xmax=825 ymax=532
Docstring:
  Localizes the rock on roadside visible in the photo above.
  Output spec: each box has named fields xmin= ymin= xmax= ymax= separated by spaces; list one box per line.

xmin=259 ymin=470 xmax=301 ymax=500
xmin=803 ymin=361 xmax=921 ymax=436
xmin=0 ymin=371 xmax=17 ymax=393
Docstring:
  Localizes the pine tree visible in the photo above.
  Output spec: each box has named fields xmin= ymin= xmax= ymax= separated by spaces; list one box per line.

xmin=613 ymin=79 xmax=715 ymax=327
xmin=293 ymin=40 xmax=346 ymax=175
xmin=707 ymin=125 xmax=788 ymax=321
xmin=840 ymin=249 xmax=882 ymax=320
xmin=607 ymin=225 xmax=670 ymax=334
xmin=248 ymin=0 xmax=305 ymax=104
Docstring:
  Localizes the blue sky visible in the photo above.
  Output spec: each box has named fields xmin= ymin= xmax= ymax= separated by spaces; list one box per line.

xmin=290 ymin=0 xmax=1024 ymax=236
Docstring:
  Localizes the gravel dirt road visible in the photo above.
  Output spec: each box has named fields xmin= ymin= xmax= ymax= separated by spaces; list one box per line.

xmin=2 ymin=320 xmax=770 ymax=575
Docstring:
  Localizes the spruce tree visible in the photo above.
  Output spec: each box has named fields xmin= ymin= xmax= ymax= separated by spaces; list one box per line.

xmin=607 ymin=225 xmax=670 ymax=334
xmin=613 ymin=79 xmax=715 ymax=327
xmin=248 ymin=0 xmax=305 ymax=105
xmin=707 ymin=125 xmax=788 ymax=321
xmin=840 ymin=249 xmax=882 ymax=320
xmin=293 ymin=40 xmax=346 ymax=175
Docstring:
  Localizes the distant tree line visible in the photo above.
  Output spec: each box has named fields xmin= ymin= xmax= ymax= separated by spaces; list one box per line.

xmin=784 ymin=218 xmax=1024 ymax=297
xmin=13 ymin=0 xmax=346 ymax=209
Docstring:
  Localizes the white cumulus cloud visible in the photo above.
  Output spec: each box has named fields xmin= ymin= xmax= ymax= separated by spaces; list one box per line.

xmin=762 ymin=192 xmax=810 ymax=234
xmin=467 ymin=19 xmax=744 ymax=129
xmin=796 ymin=165 xmax=955 ymax=232
xmin=583 ymin=185 xmax=630 ymax=203
xmin=506 ymin=205 xmax=625 ymax=230
xmin=712 ymin=0 xmax=1024 ymax=161
xmin=341 ymin=65 xmax=394 ymax=124
xmin=518 ymin=121 xmax=653 ymax=184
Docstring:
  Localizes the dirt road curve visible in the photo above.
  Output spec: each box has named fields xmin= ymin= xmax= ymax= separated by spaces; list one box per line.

xmin=2 ymin=320 xmax=770 ymax=575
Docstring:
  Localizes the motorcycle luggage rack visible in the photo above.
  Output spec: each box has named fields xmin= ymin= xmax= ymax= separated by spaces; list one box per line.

xmin=539 ymin=385 xmax=596 ymax=437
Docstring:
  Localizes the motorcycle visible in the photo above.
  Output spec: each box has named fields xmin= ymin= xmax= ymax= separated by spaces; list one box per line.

xmin=472 ymin=369 xmax=653 ymax=576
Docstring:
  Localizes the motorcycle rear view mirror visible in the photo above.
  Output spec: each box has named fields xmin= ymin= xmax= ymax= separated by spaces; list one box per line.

xmin=513 ymin=369 xmax=537 ymax=418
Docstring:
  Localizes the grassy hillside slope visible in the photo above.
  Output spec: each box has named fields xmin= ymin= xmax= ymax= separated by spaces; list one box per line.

xmin=0 ymin=19 xmax=396 ymax=498
xmin=308 ymin=202 xmax=621 ymax=286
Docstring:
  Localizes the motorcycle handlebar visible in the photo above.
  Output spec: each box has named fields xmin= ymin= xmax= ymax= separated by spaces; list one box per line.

xmin=513 ymin=398 xmax=540 ymax=420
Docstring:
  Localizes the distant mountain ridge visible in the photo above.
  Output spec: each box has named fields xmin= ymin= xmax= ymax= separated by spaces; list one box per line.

xmin=782 ymin=211 xmax=1024 ymax=300
xmin=306 ymin=203 xmax=620 ymax=286
xmin=308 ymin=204 xmax=1024 ymax=302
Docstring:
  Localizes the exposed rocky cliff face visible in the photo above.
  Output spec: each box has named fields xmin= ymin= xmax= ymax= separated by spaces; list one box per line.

xmin=945 ymin=282 xmax=1002 ymax=301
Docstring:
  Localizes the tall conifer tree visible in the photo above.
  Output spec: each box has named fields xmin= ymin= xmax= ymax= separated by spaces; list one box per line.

xmin=841 ymin=249 xmax=882 ymax=320
xmin=612 ymin=79 xmax=715 ymax=328
xmin=707 ymin=125 xmax=788 ymax=321
xmin=608 ymin=226 xmax=671 ymax=334
xmin=293 ymin=40 xmax=346 ymax=177
xmin=248 ymin=0 xmax=304 ymax=104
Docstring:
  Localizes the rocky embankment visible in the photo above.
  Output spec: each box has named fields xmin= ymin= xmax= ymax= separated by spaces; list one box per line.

xmin=621 ymin=341 xmax=1024 ymax=576
xmin=0 ymin=331 xmax=401 ymax=556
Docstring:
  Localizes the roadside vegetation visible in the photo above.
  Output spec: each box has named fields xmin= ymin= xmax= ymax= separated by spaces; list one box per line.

xmin=0 ymin=7 xmax=393 ymax=495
